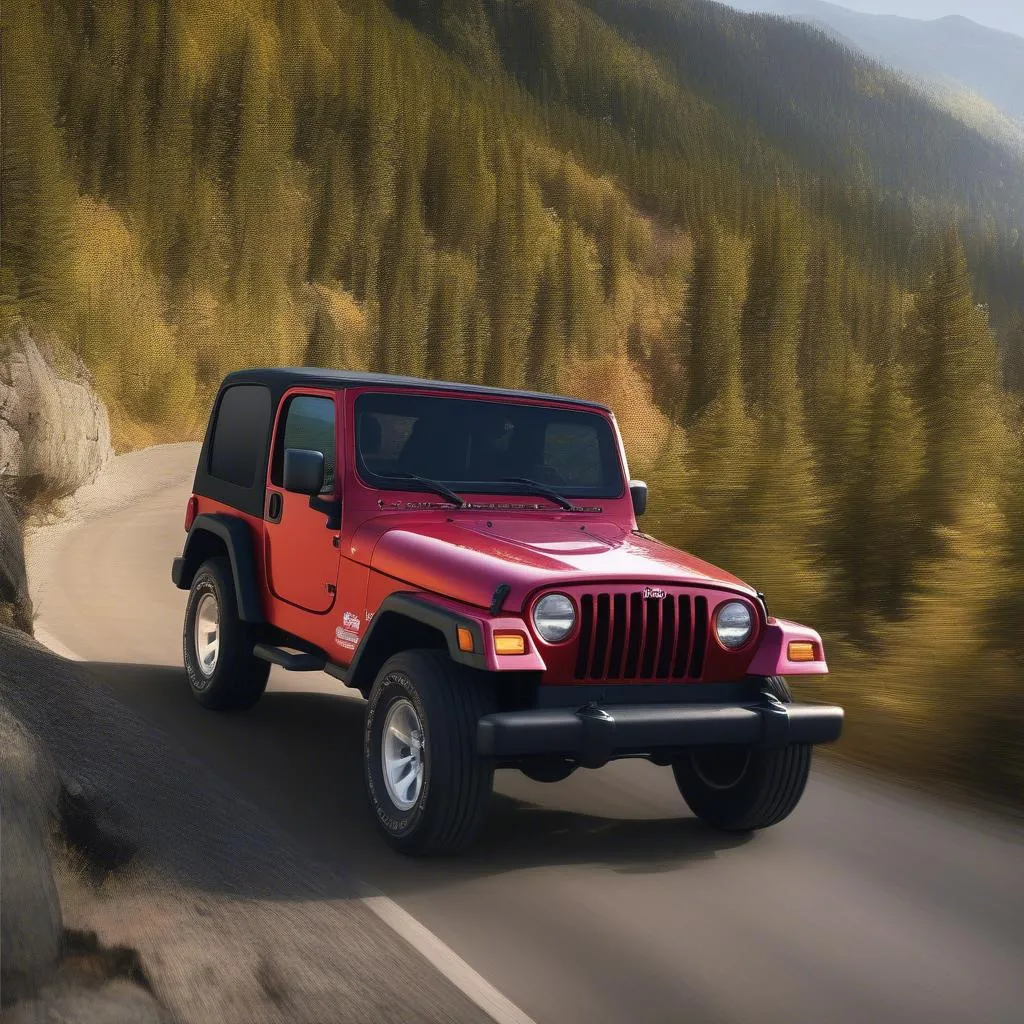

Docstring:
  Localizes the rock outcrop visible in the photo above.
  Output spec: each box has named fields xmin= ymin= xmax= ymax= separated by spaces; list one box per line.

xmin=0 ymin=330 xmax=113 ymax=501
xmin=0 ymin=701 xmax=170 ymax=1022
xmin=0 ymin=492 xmax=32 ymax=631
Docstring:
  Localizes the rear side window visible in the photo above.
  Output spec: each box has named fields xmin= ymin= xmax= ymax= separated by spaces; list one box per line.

xmin=273 ymin=394 xmax=337 ymax=492
xmin=209 ymin=385 xmax=272 ymax=488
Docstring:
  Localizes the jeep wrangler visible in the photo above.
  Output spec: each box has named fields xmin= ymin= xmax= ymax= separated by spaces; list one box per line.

xmin=172 ymin=369 xmax=843 ymax=855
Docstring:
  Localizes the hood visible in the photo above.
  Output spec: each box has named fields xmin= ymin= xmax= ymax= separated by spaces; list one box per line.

xmin=355 ymin=515 xmax=755 ymax=611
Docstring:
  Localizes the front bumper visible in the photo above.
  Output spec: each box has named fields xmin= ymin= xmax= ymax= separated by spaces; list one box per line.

xmin=477 ymin=695 xmax=843 ymax=768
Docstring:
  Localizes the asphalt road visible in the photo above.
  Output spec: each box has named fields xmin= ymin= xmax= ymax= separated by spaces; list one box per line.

xmin=28 ymin=445 xmax=1024 ymax=1024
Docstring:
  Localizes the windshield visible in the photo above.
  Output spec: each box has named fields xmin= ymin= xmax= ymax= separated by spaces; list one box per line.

xmin=354 ymin=392 xmax=624 ymax=500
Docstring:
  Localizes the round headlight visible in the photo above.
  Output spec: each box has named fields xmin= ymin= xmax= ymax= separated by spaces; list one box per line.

xmin=715 ymin=601 xmax=753 ymax=649
xmin=532 ymin=593 xmax=576 ymax=643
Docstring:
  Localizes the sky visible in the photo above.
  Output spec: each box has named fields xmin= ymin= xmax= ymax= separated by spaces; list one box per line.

xmin=727 ymin=1 xmax=1024 ymax=39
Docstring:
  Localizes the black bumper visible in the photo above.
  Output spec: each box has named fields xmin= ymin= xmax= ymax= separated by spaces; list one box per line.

xmin=477 ymin=697 xmax=843 ymax=768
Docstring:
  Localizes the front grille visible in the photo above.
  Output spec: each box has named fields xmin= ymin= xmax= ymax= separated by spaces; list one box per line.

xmin=573 ymin=591 xmax=708 ymax=682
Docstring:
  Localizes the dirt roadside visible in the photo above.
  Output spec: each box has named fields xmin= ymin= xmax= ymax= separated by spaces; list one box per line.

xmin=2 ymin=444 xmax=490 ymax=1023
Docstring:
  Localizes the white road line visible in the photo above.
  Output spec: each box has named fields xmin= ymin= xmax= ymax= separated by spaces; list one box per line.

xmin=30 ymin=627 xmax=537 ymax=1024
xmin=360 ymin=894 xmax=536 ymax=1024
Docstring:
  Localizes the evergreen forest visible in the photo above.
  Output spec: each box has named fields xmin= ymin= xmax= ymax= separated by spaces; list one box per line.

xmin=4 ymin=0 xmax=1024 ymax=801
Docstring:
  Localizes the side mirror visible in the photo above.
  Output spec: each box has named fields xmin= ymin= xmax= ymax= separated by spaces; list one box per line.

xmin=629 ymin=479 xmax=648 ymax=517
xmin=283 ymin=448 xmax=325 ymax=496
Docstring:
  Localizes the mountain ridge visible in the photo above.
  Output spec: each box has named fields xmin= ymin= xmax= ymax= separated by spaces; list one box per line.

xmin=724 ymin=0 xmax=1024 ymax=126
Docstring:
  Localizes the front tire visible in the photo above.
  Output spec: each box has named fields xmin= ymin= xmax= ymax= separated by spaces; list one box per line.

xmin=673 ymin=676 xmax=812 ymax=831
xmin=183 ymin=557 xmax=269 ymax=711
xmin=364 ymin=649 xmax=494 ymax=856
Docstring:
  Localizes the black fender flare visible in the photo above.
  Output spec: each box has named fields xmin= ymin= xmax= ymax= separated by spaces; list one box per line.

xmin=339 ymin=593 xmax=489 ymax=694
xmin=170 ymin=513 xmax=264 ymax=623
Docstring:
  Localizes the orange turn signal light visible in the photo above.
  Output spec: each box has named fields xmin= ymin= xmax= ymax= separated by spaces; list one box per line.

xmin=457 ymin=627 xmax=475 ymax=653
xmin=788 ymin=641 xmax=817 ymax=663
xmin=493 ymin=632 xmax=527 ymax=656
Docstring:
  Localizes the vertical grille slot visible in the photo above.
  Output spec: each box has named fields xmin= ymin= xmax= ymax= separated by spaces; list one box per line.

xmin=609 ymin=593 xmax=628 ymax=678
xmin=574 ymin=594 xmax=594 ymax=679
xmin=639 ymin=597 xmax=661 ymax=677
xmin=672 ymin=595 xmax=691 ymax=678
xmin=591 ymin=594 xmax=611 ymax=678
xmin=624 ymin=592 xmax=644 ymax=677
xmin=689 ymin=595 xmax=708 ymax=678
xmin=656 ymin=595 xmax=676 ymax=677
xmin=570 ymin=589 xmax=709 ymax=682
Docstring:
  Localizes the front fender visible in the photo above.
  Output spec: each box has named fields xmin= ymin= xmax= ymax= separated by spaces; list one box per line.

xmin=747 ymin=618 xmax=828 ymax=676
xmin=338 ymin=592 xmax=548 ymax=694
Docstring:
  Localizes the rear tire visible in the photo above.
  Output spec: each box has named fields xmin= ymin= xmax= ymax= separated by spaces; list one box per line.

xmin=183 ymin=557 xmax=269 ymax=712
xmin=672 ymin=676 xmax=812 ymax=831
xmin=364 ymin=649 xmax=494 ymax=856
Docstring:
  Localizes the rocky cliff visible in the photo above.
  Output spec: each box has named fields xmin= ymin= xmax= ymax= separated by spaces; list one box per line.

xmin=0 ymin=330 xmax=113 ymax=633
xmin=1 ymin=330 xmax=113 ymax=500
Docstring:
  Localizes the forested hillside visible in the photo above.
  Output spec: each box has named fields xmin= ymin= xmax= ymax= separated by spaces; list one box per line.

xmin=2 ymin=0 xmax=1023 ymax=799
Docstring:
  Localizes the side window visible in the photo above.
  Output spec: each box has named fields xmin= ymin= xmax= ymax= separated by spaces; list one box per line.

xmin=273 ymin=395 xmax=337 ymax=493
xmin=209 ymin=384 xmax=272 ymax=488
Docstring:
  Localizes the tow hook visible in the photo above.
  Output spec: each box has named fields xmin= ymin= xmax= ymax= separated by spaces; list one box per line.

xmin=757 ymin=691 xmax=790 ymax=749
xmin=576 ymin=702 xmax=615 ymax=768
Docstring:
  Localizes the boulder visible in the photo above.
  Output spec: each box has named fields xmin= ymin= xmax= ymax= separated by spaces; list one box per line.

xmin=3 ymin=979 xmax=171 ymax=1024
xmin=0 ymin=706 xmax=63 ymax=1003
xmin=0 ymin=330 xmax=112 ymax=500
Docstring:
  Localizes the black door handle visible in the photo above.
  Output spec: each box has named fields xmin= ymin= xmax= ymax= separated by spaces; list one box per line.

xmin=267 ymin=492 xmax=283 ymax=523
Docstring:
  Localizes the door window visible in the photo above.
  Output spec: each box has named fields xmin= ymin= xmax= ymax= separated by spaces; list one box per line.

xmin=272 ymin=394 xmax=337 ymax=492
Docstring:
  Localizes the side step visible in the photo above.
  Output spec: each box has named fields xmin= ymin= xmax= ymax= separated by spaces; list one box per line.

xmin=253 ymin=643 xmax=326 ymax=672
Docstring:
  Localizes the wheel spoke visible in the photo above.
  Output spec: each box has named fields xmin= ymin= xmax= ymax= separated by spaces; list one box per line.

xmin=193 ymin=593 xmax=221 ymax=679
xmin=381 ymin=699 xmax=425 ymax=811
xmin=400 ymin=769 xmax=419 ymax=804
xmin=387 ymin=754 xmax=414 ymax=787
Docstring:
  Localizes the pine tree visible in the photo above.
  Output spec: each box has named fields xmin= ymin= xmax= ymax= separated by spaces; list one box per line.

xmin=304 ymin=306 xmax=340 ymax=369
xmin=425 ymin=258 xmax=468 ymax=382
xmin=559 ymin=214 xmax=600 ymax=362
xmin=465 ymin=295 xmax=492 ymax=385
xmin=684 ymin=222 xmax=746 ymax=424
xmin=800 ymin=240 xmax=852 ymax=448
xmin=1000 ymin=314 xmax=1024 ymax=393
xmin=858 ymin=359 xmax=926 ymax=625
xmin=741 ymin=200 xmax=807 ymax=412
xmin=0 ymin=0 xmax=75 ymax=328
xmin=526 ymin=251 xmax=564 ymax=390
xmin=485 ymin=141 xmax=527 ymax=388
xmin=911 ymin=229 xmax=1002 ymax=526
xmin=736 ymin=205 xmax=822 ymax=618
xmin=376 ymin=149 xmax=429 ymax=375
xmin=308 ymin=142 xmax=356 ymax=284
xmin=599 ymin=191 xmax=628 ymax=300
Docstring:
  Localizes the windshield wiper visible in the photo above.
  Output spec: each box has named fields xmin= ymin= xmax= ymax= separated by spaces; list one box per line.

xmin=380 ymin=472 xmax=466 ymax=508
xmin=499 ymin=477 xmax=578 ymax=511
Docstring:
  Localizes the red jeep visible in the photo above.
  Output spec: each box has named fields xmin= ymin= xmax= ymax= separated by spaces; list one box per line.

xmin=172 ymin=370 xmax=842 ymax=854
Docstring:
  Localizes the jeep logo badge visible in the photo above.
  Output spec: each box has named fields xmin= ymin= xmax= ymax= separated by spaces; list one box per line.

xmin=643 ymin=586 xmax=666 ymax=599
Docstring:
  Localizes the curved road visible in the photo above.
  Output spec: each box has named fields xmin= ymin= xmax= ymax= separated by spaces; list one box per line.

xmin=28 ymin=445 xmax=1024 ymax=1024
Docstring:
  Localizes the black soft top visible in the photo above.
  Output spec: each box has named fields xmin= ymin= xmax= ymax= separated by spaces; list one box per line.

xmin=220 ymin=368 xmax=611 ymax=412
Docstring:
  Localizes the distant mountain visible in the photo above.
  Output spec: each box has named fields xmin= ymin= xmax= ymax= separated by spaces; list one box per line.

xmin=725 ymin=0 xmax=1024 ymax=130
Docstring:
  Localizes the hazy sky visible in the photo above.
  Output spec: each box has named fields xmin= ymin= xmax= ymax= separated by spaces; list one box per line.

xmin=729 ymin=1 xmax=1024 ymax=38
